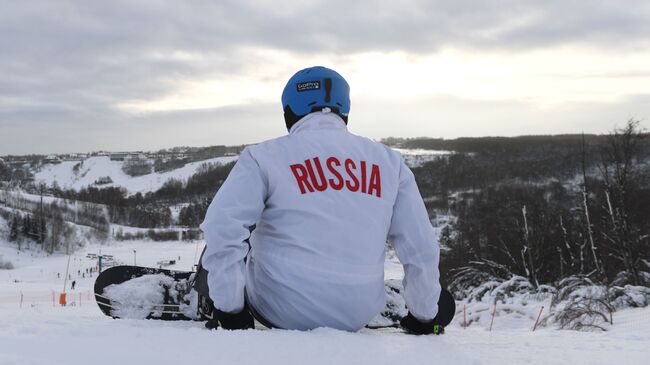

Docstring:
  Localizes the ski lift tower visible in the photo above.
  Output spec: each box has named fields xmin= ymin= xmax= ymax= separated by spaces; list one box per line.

xmin=86 ymin=253 xmax=113 ymax=272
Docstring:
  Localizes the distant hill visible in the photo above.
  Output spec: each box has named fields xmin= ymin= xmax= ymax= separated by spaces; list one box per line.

xmin=34 ymin=155 xmax=238 ymax=196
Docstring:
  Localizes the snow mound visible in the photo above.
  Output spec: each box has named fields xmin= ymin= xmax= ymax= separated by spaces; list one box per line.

xmin=2 ymin=240 xmax=650 ymax=365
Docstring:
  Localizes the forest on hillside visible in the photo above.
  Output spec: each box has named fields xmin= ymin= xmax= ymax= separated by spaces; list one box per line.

xmin=1 ymin=122 xmax=649 ymax=294
xmin=390 ymin=122 xmax=650 ymax=291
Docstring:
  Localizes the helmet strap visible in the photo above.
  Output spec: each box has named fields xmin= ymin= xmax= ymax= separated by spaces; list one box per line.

xmin=284 ymin=105 xmax=303 ymax=131
xmin=284 ymin=105 xmax=349 ymax=132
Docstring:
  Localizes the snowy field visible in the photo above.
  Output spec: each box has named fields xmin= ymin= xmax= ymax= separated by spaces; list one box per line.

xmin=1 ymin=239 xmax=649 ymax=365
xmin=1 ymin=307 xmax=646 ymax=365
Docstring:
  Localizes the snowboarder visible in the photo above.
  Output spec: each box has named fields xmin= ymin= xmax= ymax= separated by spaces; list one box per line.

xmin=71 ymin=280 xmax=76 ymax=290
xmin=200 ymin=66 xmax=442 ymax=334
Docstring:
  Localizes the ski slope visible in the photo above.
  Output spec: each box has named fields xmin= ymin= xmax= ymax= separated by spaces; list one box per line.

xmin=1 ymin=238 xmax=649 ymax=365
xmin=34 ymin=155 xmax=238 ymax=195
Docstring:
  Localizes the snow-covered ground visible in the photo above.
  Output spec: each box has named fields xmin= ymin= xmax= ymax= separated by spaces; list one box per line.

xmin=1 ymin=238 xmax=649 ymax=364
xmin=34 ymin=155 xmax=238 ymax=195
xmin=1 ymin=306 xmax=645 ymax=365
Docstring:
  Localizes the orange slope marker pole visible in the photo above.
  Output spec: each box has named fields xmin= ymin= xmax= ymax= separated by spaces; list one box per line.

xmin=532 ymin=306 xmax=544 ymax=331
xmin=463 ymin=304 xmax=467 ymax=329
xmin=489 ymin=303 xmax=497 ymax=331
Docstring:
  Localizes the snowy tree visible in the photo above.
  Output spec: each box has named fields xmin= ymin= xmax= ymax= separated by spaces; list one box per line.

xmin=598 ymin=120 xmax=649 ymax=285
xmin=122 ymin=154 xmax=152 ymax=176
xmin=9 ymin=216 xmax=19 ymax=242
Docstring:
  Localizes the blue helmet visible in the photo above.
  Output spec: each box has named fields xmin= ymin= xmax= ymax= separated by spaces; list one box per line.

xmin=281 ymin=66 xmax=351 ymax=131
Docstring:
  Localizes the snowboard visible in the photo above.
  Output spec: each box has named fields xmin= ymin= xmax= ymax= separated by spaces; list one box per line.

xmin=94 ymin=265 xmax=199 ymax=321
xmin=94 ymin=265 xmax=456 ymax=328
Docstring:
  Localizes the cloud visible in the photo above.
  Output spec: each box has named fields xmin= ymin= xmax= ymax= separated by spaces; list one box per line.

xmin=0 ymin=1 xmax=649 ymax=154
xmin=352 ymin=93 xmax=650 ymax=140
xmin=2 ymin=1 xmax=648 ymax=107
xmin=0 ymin=101 xmax=283 ymax=154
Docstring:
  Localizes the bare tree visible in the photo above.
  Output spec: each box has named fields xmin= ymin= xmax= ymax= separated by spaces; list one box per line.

xmin=521 ymin=205 xmax=539 ymax=287
xmin=581 ymin=133 xmax=602 ymax=276
xmin=599 ymin=120 xmax=646 ymax=285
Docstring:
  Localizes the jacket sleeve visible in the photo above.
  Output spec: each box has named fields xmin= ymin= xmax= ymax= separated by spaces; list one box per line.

xmin=387 ymin=159 xmax=441 ymax=322
xmin=199 ymin=148 xmax=267 ymax=313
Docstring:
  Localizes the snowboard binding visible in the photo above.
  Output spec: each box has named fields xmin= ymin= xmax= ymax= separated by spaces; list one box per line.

xmin=192 ymin=247 xmax=215 ymax=321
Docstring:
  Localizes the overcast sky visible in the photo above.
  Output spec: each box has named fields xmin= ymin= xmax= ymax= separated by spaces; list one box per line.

xmin=1 ymin=0 xmax=650 ymax=155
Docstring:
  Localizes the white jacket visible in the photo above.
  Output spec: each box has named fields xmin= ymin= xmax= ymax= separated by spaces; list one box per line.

xmin=200 ymin=111 xmax=440 ymax=331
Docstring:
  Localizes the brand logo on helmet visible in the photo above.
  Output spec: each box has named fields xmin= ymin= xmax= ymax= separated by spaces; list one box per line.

xmin=296 ymin=81 xmax=320 ymax=92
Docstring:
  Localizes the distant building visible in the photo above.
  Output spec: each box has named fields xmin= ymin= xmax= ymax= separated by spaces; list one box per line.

xmin=7 ymin=160 xmax=27 ymax=167
xmin=64 ymin=153 xmax=87 ymax=161
xmin=44 ymin=155 xmax=61 ymax=164
xmin=110 ymin=152 xmax=129 ymax=161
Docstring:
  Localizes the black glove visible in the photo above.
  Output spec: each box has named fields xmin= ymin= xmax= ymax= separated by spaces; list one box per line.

xmin=205 ymin=308 xmax=254 ymax=330
xmin=400 ymin=312 xmax=444 ymax=335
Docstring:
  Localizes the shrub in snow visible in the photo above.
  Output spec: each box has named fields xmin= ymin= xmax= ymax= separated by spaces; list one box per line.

xmin=609 ymin=285 xmax=650 ymax=309
xmin=94 ymin=176 xmax=113 ymax=185
xmin=548 ymin=276 xmax=613 ymax=332
xmin=115 ymin=229 xmax=199 ymax=242
xmin=147 ymin=230 xmax=180 ymax=241
xmin=72 ymin=161 xmax=82 ymax=174
xmin=612 ymin=269 xmax=650 ymax=287
xmin=449 ymin=260 xmax=554 ymax=303
xmin=115 ymin=230 xmax=146 ymax=241
xmin=639 ymin=271 xmax=650 ymax=286
xmin=0 ymin=256 xmax=14 ymax=270
xmin=453 ymin=273 xmax=648 ymax=331
xmin=122 ymin=155 xmax=153 ymax=176
xmin=450 ymin=270 xmax=555 ymax=329
xmin=448 ymin=261 xmax=513 ymax=300
xmin=181 ymin=229 xmax=202 ymax=241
